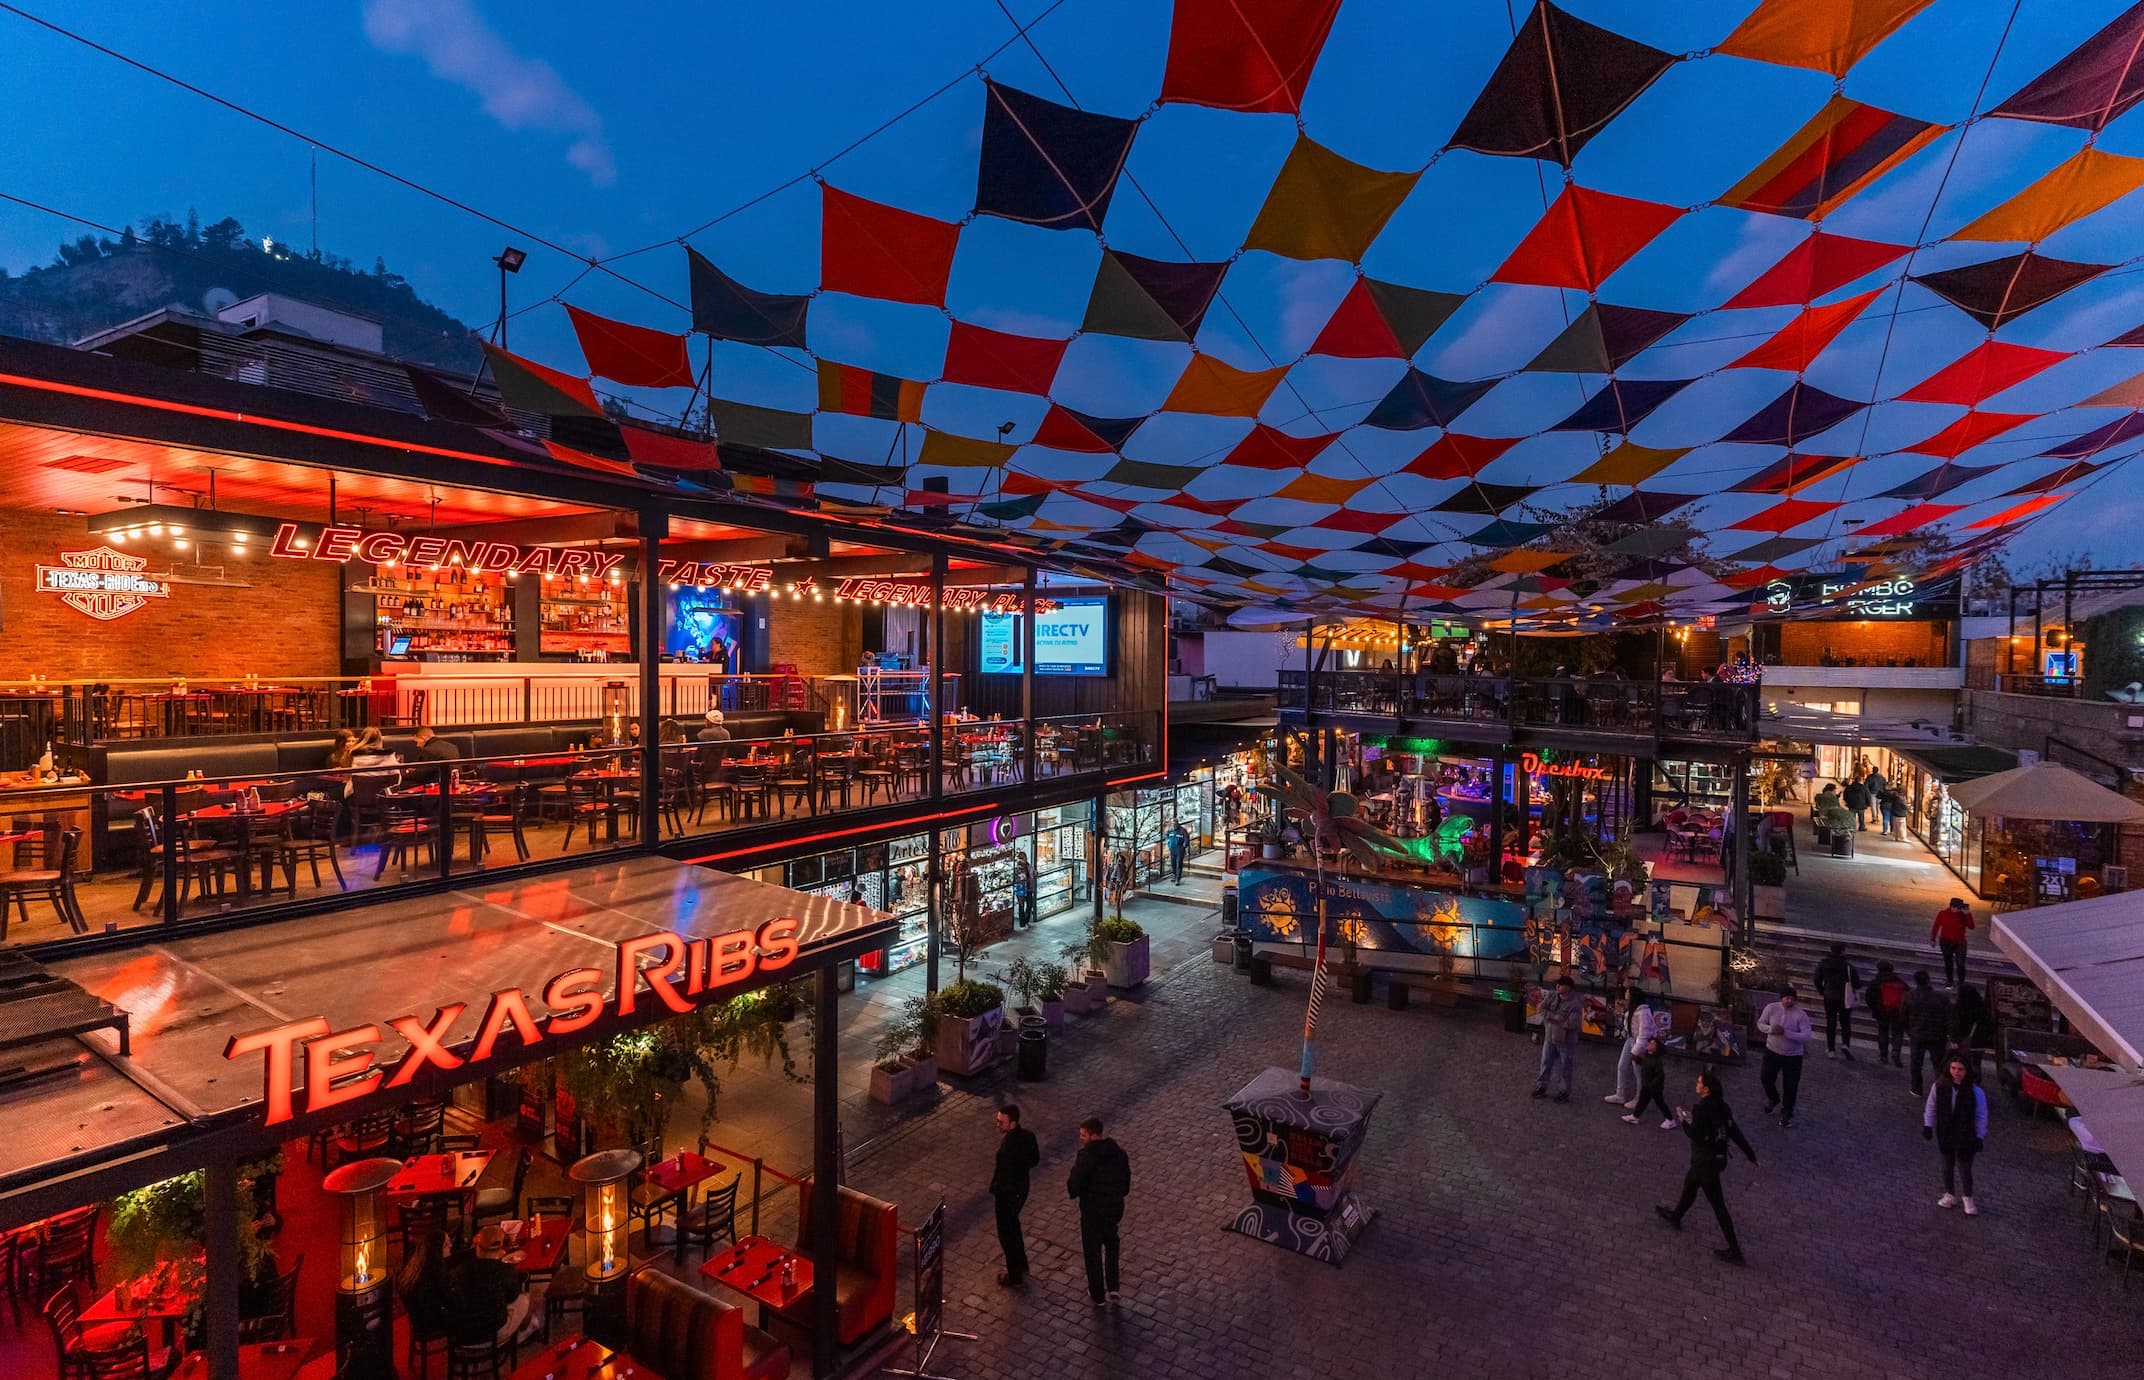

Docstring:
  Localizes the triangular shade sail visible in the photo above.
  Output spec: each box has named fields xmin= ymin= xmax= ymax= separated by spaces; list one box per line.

xmin=1720 ymin=383 xmax=1866 ymax=445
xmin=940 ymin=321 xmax=1069 ymax=395
xmin=1725 ymin=232 xmax=1908 ymax=309
xmin=1244 ymin=135 xmax=1419 ymax=262
xmin=1720 ymin=95 xmax=1946 ymax=219
xmin=1964 ymin=494 xmax=2066 ymax=529
xmin=1405 ymin=434 xmax=1520 ymax=480
xmin=975 ymin=80 xmax=1139 ymax=234
xmin=685 ymin=247 xmax=810 ymax=348
xmin=1033 ymin=405 xmax=1146 ymax=452
xmin=1902 ymin=411 xmax=2030 ymax=458
xmin=1853 ymin=502 xmax=1963 ymax=538
xmin=1990 ymin=2 xmax=2144 ymax=132
xmin=480 ymin=343 xmax=602 ymax=418
xmin=1730 ymin=289 xmax=1884 ymax=371
xmin=1159 ymin=0 xmax=1343 ymax=114
xmin=1491 ymin=185 xmax=1681 ymax=290
xmin=1590 ymin=490 xmax=1701 ymax=522
xmin=566 ymin=305 xmax=694 ymax=389
xmin=1307 ymin=278 xmax=1465 ymax=357
xmin=1102 ymin=459 xmax=1203 ymax=490
xmin=2007 ymin=460 xmax=2104 ymax=494
xmin=405 ymin=365 xmax=508 ymax=428
xmin=1570 ymin=442 xmax=1688 ymax=485
xmin=2082 ymin=372 xmax=2144 ymax=409
xmin=2040 ymin=412 xmax=2144 ymax=458
xmin=1912 ymin=252 xmax=2112 ymax=330
xmin=1954 ymin=147 xmax=2144 ymax=243
xmin=1898 ymin=342 xmax=2067 ymax=405
xmin=1364 ymin=368 xmax=1495 ymax=429
xmin=1729 ymin=497 xmax=1841 ymax=531
xmin=820 ymin=184 xmax=961 ymax=307
xmin=1448 ymin=1 xmax=1675 ymax=164
xmin=1551 ymin=377 xmax=1692 ymax=432
xmin=1526 ymin=302 xmax=1689 ymax=372
xmin=620 ymin=427 xmax=721 ymax=472
xmin=1433 ymin=482 xmax=1534 ymax=515
xmin=1162 ymin=354 xmax=1289 ymax=416
xmin=919 ymin=431 xmax=1018 ymax=468
xmin=1082 ymin=250 xmax=1229 ymax=342
xmin=1225 ymin=424 xmax=1335 ymax=469
xmin=1877 ymin=464 xmax=1999 ymax=499
xmin=707 ymin=398 xmax=814 ymax=451
xmin=1734 ymin=453 xmax=1861 ymax=494
xmin=1716 ymin=0 xmax=1937 ymax=78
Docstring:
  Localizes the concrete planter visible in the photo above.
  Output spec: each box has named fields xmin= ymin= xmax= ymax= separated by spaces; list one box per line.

xmin=1041 ymin=997 xmax=1066 ymax=1029
xmin=1062 ymin=976 xmax=1104 ymax=1016
xmin=909 ymin=1054 xmax=938 ymax=1092
xmin=934 ymin=1007 xmax=1005 ymax=1076
xmin=868 ymin=1060 xmax=914 ymax=1105
xmin=1102 ymin=935 xmax=1150 ymax=990
xmin=1753 ymin=884 xmax=1787 ymax=920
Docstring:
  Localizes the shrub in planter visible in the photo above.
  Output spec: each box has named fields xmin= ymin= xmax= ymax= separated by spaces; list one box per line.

xmin=1096 ymin=916 xmax=1150 ymax=990
xmin=933 ymin=979 xmax=1007 ymax=1076
xmin=998 ymin=956 xmax=1070 ymax=1030
xmin=1748 ymin=848 xmax=1788 ymax=920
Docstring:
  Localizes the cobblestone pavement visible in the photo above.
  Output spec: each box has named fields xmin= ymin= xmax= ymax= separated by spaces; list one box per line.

xmin=847 ymin=955 xmax=2144 ymax=1380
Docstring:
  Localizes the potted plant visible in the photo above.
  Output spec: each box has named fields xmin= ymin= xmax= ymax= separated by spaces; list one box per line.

xmin=558 ymin=983 xmax=807 ymax=1152
xmin=1255 ymin=816 xmax=1284 ymax=859
xmin=1035 ymin=961 xmax=1069 ymax=1028
xmin=1748 ymin=847 xmax=1788 ymax=920
xmin=932 ymin=978 xmax=1007 ymax=1076
xmin=109 ymin=1156 xmax=280 ymax=1349
xmin=869 ymin=1004 xmax=920 ymax=1105
xmin=1096 ymin=915 xmax=1150 ymax=990
xmin=999 ymin=956 xmax=1070 ymax=1030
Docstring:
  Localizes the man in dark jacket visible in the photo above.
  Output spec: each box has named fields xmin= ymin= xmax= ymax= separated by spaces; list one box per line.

xmin=989 ymin=1104 xmax=1040 ymax=1288
xmin=1841 ymin=777 xmax=1871 ymax=831
xmin=1656 ymin=1067 xmax=1758 ymax=1265
xmin=1865 ymin=961 xmax=1909 ymax=1067
xmin=1812 ymin=942 xmax=1859 ymax=1060
xmin=1067 ymin=1116 xmax=1131 ymax=1305
xmin=1903 ymin=969 xmax=1952 ymax=1096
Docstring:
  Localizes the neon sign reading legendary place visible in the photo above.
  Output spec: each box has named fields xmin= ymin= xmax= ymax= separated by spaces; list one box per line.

xmin=35 ymin=547 xmax=171 ymax=621
xmin=223 ymin=918 xmax=801 ymax=1126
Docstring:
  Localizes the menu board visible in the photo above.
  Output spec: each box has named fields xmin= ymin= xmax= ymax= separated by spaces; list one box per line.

xmin=912 ymin=1201 xmax=946 ymax=1355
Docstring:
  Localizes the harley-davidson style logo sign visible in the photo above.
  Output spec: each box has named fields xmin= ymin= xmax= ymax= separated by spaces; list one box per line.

xmin=35 ymin=547 xmax=170 ymax=621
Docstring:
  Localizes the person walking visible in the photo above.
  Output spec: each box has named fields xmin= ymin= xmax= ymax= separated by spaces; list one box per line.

xmin=1841 ymin=775 xmax=1871 ymax=833
xmin=1865 ymin=961 xmax=1909 ymax=1068
xmin=990 ymin=1104 xmax=1040 ymax=1287
xmin=1903 ymin=969 xmax=1952 ymax=1097
xmin=1166 ymin=822 xmax=1189 ymax=885
xmin=1622 ymin=1037 xmax=1676 ymax=1129
xmin=1106 ymin=850 xmax=1132 ymax=921
xmin=1011 ymin=854 xmax=1034 ymax=929
xmin=1532 ymin=975 xmax=1582 ymax=1103
xmin=1756 ymin=985 xmax=1813 ymax=1128
xmin=1931 ymin=897 xmax=1975 ymax=987
xmin=1655 ymin=1067 xmax=1758 ymax=1265
xmin=1924 ymin=1056 xmax=1988 ymax=1215
xmin=1607 ymin=986 xmax=1658 ymax=1109
xmin=1812 ymin=942 xmax=1860 ymax=1061
xmin=1067 ymin=1116 xmax=1131 ymax=1306
xmin=1863 ymin=765 xmax=1889 ymax=830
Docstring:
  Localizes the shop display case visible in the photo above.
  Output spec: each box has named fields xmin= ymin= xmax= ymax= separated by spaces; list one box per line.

xmin=1031 ymin=805 xmax=1089 ymax=920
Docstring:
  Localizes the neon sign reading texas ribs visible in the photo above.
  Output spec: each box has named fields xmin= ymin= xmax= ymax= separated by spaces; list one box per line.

xmin=222 ymin=918 xmax=800 ymax=1126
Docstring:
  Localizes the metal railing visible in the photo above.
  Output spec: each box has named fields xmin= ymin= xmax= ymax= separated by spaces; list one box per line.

xmin=1277 ymin=670 xmax=1757 ymax=740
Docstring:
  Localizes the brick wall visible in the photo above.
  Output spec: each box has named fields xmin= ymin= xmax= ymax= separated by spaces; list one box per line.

xmin=0 ymin=508 xmax=342 ymax=679
xmin=764 ymin=595 xmax=861 ymax=678
xmin=1780 ymin=620 xmax=1946 ymax=666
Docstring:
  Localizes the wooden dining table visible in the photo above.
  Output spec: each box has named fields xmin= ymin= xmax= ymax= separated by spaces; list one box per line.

xmin=82 ymin=1275 xmax=198 ymax=1349
xmin=699 ymin=1234 xmax=813 ymax=1324
xmin=634 ymin=1150 xmax=727 ymax=1243
xmin=188 ymin=799 xmax=306 ymax=899
xmin=386 ymin=1150 xmax=495 ymax=1203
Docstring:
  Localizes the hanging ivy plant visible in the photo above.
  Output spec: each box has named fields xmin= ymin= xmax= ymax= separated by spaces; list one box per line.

xmin=106 ymin=1153 xmax=282 ymax=1343
xmin=556 ymin=981 xmax=810 ymax=1150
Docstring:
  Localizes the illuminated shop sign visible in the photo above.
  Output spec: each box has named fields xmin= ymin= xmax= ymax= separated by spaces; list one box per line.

xmin=35 ymin=547 xmax=171 ymax=621
xmin=1760 ymin=574 xmax=1958 ymax=620
xmin=833 ymin=577 xmax=1047 ymax=613
xmin=1520 ymin=751 xmax=1611 ymax=781
xmin=658 ymin=560 xmax=780 ymax=590
xmin=223 ymin=918 xmax=800 ymax=1127
xmin=269 ymin=523 xmax=627 ymax=579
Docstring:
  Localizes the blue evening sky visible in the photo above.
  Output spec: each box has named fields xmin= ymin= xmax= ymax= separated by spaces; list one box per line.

xmin=5 ymin=0 xmax=2144 ymax=575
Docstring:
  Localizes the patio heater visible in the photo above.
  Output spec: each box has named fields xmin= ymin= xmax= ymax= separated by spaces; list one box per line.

xmin=571 ymin=1148 xmax=641 ymax=1341
xmin=601 ymin=682 xmax=630 ymax=746
xmin=322 ymin=1157 xmax=402 ymax=1380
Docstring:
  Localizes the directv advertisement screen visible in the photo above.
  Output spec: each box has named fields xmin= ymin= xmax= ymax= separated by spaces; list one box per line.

xmin=981 ymin=596 xmax=1109 ymax=676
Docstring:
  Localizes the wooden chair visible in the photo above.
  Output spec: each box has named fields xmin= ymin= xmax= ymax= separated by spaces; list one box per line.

xmin=446 ymin=1334 xmax=512 ymax=1380
xmin=40 ymin=1205 xmax=98 ymax=1294
xmin=0 ymin=1225 xmax=41 ymax=1326
xmin=372 ymin=794 xmax=439 ymax=879
xmin=393 ymin=1097 xmax=449 ymax=1158
xmin=397 ymin=1199 xmax=450 ymax=1265
xmin=461 ymin=785 xmax=529 ymax=864
xmin=128 ymin=808 xmax=240 ymax=914
xmin=238 ymin=1254 xmax=302 ymax=1342
xmin=559 ymin=779 xmax=623 ymax=851
xmin=329 ymin=1110 xmax=397 ymax=1170
xmin=677 ymin=1173 xmax=742 ymax=1259
xmin=277 ymin=798 xmax=346 ymax=893
xmin=44 ymin=1281 xmax=161 ymax=1380
xmin=0 ymin=828 xmax=85 ymax=937
xmin=692 ymin=753 xmax=734 ymax=824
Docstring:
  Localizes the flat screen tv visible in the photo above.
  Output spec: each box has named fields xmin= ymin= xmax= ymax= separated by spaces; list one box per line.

xmin=981 ymin=595 xmax=1109 ymax=676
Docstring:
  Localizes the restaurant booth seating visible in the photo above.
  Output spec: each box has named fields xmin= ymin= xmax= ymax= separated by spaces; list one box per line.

xmin=625 ymin=1268 xmax=790 ymax=1380
xmin=776 ymin=1181 xmax=897 ymax=1347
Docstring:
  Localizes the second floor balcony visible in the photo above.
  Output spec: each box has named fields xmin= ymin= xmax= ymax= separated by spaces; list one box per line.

xmin=1278 ymin=669 xmax=1758 ymax=745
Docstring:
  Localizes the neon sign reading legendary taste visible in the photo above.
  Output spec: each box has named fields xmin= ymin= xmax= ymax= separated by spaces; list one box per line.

xmin=223 ymin=919 xmax=800 ymax=1126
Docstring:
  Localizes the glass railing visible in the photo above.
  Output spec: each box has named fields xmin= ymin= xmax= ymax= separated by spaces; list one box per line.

xmin=1278 ymin=670 xmax=1758 ymax=742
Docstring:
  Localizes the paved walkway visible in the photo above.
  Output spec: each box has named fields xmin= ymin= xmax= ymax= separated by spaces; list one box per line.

xmin=838 ymin=955 xmax=2144 ymax=1380
xmin=1776 ymin=816 xmax=1966 ymax=948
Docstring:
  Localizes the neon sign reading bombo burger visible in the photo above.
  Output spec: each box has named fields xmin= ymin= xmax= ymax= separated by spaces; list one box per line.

xmin=223 ymin=920 xmax=800 ymax=1127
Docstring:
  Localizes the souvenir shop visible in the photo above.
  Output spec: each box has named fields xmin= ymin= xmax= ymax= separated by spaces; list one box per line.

xmin=1103 ymin=781 xmax=1212 ymax=888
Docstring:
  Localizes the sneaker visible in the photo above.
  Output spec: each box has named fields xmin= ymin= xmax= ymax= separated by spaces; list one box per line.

xmin=1654 ymin=1205 xmax=1680 ymax=1229
xmin=1092 ymin=1296 xmax=1106 ymax=1308
xmin=1714 ymin=1248 xmax=1746 ymax=1266
xmin=1107 ymin=1290 xmax=1122 ymax=1303
xmin=1937 ymin=1193 xmax=1958 ymax=1209
xmin=1826 ymin=1049 xmax=1837 ymax=1060
xmin=1623 ymin=1097 xmax=1640 ymax=1109
xmin=1962 ymin=1198 xmax=1979 ymax=1216
xmin=1779 ymin=1115 xmax=1794 ymax=1129
xmin=1621 ymin=1113 xmax=1640 ymax=1124
xmin=1604 ymin=1092 xmax=1628 ymax=1103
xmin=1841 ymin=1048 xmax=1855 ymax=1062
xmin=1660 ymin=1118 xmax=1678 ymax=1130
xmin=1553 ymin=1091 xmax=1570 ymax=1103
xmin=1530 ymin=1086 xmax=1547 ymax=1099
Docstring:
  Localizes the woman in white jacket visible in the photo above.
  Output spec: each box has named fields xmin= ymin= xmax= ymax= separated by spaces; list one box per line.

xmin=1608 ymin=986 xmax=1658 ymax=1108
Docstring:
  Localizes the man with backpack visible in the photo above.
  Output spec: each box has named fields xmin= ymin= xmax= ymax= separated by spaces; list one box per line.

xmin=1864 ymin=961 xmax=1908 ymax=1068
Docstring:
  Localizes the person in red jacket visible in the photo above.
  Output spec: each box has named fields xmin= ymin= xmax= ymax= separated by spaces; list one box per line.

xmin=1931 ymin=898 xmax=1975 ymax=987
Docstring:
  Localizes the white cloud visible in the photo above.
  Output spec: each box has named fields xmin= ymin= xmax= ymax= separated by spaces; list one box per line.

xmin=363 ymin=0 xmax=616 ymax=186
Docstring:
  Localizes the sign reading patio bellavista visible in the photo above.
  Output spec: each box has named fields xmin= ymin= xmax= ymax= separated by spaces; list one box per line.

xmin=35 ymin=546 xmax=171 ymax=621
xmin=222 ymin=919 xmax=802 ymax=1127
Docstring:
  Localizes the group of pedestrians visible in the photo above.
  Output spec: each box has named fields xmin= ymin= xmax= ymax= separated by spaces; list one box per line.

xmin=989 ymin=1104 xmax=1133 ymax=1306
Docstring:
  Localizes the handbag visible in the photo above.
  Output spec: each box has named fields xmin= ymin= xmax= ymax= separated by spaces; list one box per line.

xmin=1843 ymin=979 xmax=1859 ymax=1011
